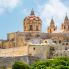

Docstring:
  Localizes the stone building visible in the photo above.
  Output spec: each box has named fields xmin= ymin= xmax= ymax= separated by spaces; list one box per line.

xmin=48 ymin=18 xmax=57 ymax=33
xmin=0 ymin=10 xmax=69 ymax=69
xmin=0 ymin=10 xmax=69 ymax=56
xmin=61 ymin=15 xmax=69 ymax=32
xmin=24 ymin=9 xmax=42 ymax=32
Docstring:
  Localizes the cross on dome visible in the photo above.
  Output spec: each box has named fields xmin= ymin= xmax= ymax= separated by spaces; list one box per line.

xmin=30 ymin=9 xmax=35 ymax=15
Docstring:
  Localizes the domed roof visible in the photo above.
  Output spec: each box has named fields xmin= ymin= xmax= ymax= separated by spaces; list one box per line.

xmin=24 ymin=9 xmax=41 ymax=22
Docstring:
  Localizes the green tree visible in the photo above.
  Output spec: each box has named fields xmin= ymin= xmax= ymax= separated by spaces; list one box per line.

xmin=31 ymin=57 xmax=69 ymax=69
xmin=12 ymin=61 xmax=30 ymax=69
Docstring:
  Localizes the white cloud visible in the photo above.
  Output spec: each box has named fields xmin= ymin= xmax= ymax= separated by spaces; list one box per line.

xmin=40 ymin=0 xmax=69 ymax=25
xmin=0 ymin=0 xmax=21 ymax=14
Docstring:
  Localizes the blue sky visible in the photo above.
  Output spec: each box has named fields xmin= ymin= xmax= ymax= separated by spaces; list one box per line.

xmin=0 ymin=0 xmax=69 ymax=39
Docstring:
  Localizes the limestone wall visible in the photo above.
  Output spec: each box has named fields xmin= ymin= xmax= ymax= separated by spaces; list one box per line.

xmin=0 ymin=46 xmax=28 ymax=57
xmin=28 ymin=44 xmax=49 ymax=59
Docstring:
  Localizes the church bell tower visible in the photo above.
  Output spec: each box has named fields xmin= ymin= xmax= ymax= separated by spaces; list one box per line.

xmin=48 ymin=18 xmax=57 ymax=33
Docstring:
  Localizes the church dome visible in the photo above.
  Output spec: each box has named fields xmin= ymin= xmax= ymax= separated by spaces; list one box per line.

xmin=24 ymin=9 xmax=42 ymax=32
xmin=24 ymin=9 xmax=41 ymax=23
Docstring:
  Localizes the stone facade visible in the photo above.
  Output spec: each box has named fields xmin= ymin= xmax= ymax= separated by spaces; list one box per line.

xmin=61 ymin=15 xmax=69 ymax=32
xmin=24 ymin=9 xmax=42 ymax=32
xmin=0 ymin=10 xmax=69 ymax=69
xmin=48 ymin=18 xmax=57 ymax=33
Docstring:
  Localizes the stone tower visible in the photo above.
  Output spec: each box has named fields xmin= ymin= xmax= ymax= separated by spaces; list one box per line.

xmin=48 ymin=18 xmax=57 ymax=33
xmin=61 ymin=14 xmax=69 ymax=32
xmin=24 ymin=9 xmax=42 ymax=32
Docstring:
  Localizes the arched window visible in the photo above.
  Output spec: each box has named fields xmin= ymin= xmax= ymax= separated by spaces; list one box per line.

xmin=59 ymin=40 xmax=61 ymax=44
xmin=54 ymin=28 xmax=55 ymax=31
xmin=64 ymin=26 xmax=65 ymax=29
xmin=29 ymin=25 xmax=33 ymax=31
xmin=36 ymin=26 xmax=39 ymax=31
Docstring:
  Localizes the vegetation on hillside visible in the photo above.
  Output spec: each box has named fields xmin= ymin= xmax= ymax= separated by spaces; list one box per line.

xmin=12 ymin=61 xmax=30 ymax=69
xmin=12 ymin=57 xmax=69 ymax=69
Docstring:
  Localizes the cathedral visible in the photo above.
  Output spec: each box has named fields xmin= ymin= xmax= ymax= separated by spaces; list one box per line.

xmin=0 ymin=9 xmax=69 ymax=69
xmin=0 ymin=9 xmax=69 ymax=48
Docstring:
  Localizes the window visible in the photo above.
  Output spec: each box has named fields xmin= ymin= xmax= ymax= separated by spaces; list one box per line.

xmin=33 ymin=47 xmax=35 ymax=50
xmin=45 ymin=41 xmax=47 ymax=43
xmin=64 ymin=26 xmax=65 ymax=29
xmin=66 ymin=43 xmax=68 ymax=45
xmin=29 ymin=25 xmax=33 ymax=31
xmin=54 ymin=28 xmax=55 ymax=31
xmin=53 ymin=41 xmax=57 ymax=43
xmin=59 ymin=40 xmax=61 ymax=44
xmin=36 ymin=26 xmax=39 ymax=31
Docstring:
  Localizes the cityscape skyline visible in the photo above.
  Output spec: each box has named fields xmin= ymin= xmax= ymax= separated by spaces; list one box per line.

xmin=0 ymin=0 xmax=69 ymax=39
